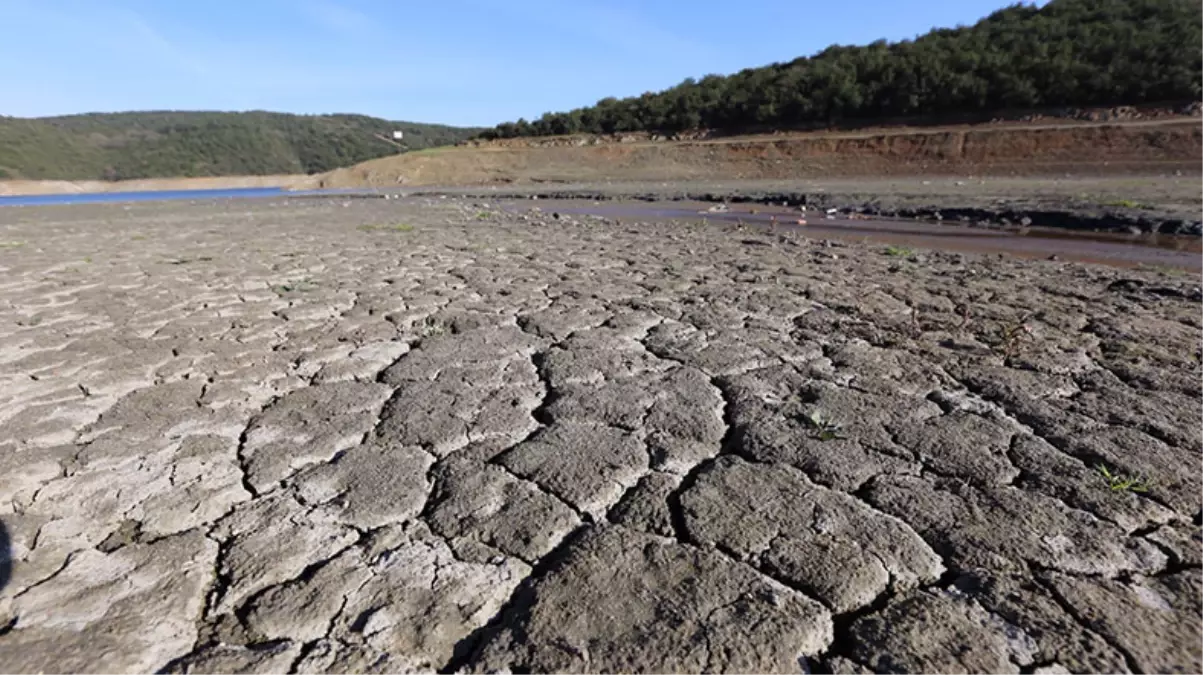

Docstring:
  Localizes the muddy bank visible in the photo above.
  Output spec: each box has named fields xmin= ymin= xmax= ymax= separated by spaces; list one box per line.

xmin=385 ymin=176 xmax=1203 ymax=236
xmin=496 ymin=189 xmax=1202 ymax=235
xmin=513 ymin=200 xmax=1201 ymax=271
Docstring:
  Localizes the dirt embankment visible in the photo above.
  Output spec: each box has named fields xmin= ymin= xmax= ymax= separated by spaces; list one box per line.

xmin=0 ymin=174 xmax=302 ymax=197
xmin=308 ymin=118 xmax=1202 ymax=190
xmin=458 ymin=103 xmax=1203 ymax=148
xmin=378 ymin=175 xmax=1203 ymax=236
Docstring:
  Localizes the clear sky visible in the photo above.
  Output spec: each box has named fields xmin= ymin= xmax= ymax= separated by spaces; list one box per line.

xmin=0 ymin=0 xmax=1044 ymax=127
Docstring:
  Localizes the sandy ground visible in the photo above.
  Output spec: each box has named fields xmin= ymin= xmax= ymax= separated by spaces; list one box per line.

xmin=0 ymin=196 xmax=1200 ymax=673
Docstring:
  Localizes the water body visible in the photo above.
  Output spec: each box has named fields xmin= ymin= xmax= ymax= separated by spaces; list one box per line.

xmin=0 ymin=187 xmax=289 ymax=207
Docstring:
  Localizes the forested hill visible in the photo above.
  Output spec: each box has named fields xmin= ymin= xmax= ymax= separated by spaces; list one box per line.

xmin=0 ymin=111 xmax=482 ymax=180
xmin=480 ymin=0 xmax=1202 ymax=139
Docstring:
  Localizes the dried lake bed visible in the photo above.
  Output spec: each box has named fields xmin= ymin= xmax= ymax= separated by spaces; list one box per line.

xmin=0 ymin=195 xmax=1199 ymax=673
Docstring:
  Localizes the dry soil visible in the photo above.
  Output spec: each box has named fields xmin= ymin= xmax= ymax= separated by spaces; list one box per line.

xmin=0 ymin=195 xmax=1199 ymax=673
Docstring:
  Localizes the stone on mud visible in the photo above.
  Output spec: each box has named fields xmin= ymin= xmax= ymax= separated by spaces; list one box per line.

xmin=0 ymin=531 xmax=216 ymax=673
xmin=680 ymin=457 xmax=944 ymax=613
xmin=466 ymin=525 xmax=833 ymax=673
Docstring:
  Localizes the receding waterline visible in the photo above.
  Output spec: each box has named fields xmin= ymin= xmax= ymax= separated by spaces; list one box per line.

xmin=0 ymin=185 xmax=382 ymax=206
xmin=0 ymin=187 xmax=290 ymax=207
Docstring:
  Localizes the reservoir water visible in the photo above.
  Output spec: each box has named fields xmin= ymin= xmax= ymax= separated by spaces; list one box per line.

xmin=0 ymin=187 xmax=289 ymax=207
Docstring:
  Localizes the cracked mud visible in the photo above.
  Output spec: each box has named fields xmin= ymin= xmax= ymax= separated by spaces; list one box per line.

xmin=0 ymin=196 xmax=1199 ymax=673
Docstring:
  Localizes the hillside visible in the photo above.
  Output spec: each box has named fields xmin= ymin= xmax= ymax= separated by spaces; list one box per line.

xmin=480 ymin=0 xmax=1202 ymax=138
xmin=0 ymin=111 xmax=482 ymax=181
xmin=308 ymin=117 xmax=1201 ymax=189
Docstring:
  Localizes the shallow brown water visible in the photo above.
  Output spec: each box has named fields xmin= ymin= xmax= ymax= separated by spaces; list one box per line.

xmin=525 ymin=200 xmax=1202 ymax=272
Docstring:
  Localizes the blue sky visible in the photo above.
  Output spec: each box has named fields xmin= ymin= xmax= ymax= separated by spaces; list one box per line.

xmin=0 ymin=0 xmax=1042 ymax=127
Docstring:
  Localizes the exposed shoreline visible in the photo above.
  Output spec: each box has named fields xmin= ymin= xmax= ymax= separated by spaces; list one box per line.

xmin=357 ymin=177 xmax=1203 ymax=237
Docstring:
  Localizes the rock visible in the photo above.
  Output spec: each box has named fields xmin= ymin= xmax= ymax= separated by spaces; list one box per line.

xmin=1106 ymin=278 xmax=1145 ymax=293
xmin=376 ymin=327 xmax=544 ymax=456
xmin=241 ymin=382 xmax=393 ymax=492
xmin=954 ymin=567 xmax=1133 ymax=673
xmin=680 ymin=457 xmax=943 ymax=612
xmin=163 ymin=642 xmax=303 ymax=674
xmin=846 ymin=589 xmax=1037 ymax=673
xmin=606 ymin=471 xmax=680 ymax=536
xmin=0 ymin=531 xmax=217 ymax=673
xmin=497 ymin=422 xmax=646 ymax=519
xmin=291 ymin=440 xmax=434 ymax=529
xmin=209 ymin=492 xmax=360 ymax=613
xmin=1042 ymin=569 xmax=1202 ymax=675
xmin=865 ymin=474 xmax=1166 ymax=576
xmin=466 ymin=525 xmax=832 ymax=673
xmin=426 ymin=455 xmax=581 ymax=561
xmin=245 ymin=521 xmax=531 ymax=672
xmin=719 ymin=371 xmax=935 ymax=492
xmin=889 ymin=410 xmax=1021 ymax=486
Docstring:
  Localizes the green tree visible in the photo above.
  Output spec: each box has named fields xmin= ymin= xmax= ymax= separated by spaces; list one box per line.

xmin=479 ymin=0 xmax=1200 ymax=139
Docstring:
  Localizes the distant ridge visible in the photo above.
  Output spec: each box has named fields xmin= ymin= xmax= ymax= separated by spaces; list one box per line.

xmin=0 ymin=110 xmax=483 ymax=180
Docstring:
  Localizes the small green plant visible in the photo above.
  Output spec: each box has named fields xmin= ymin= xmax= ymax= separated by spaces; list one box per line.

xmin=1102 ymin=199 xmax=1149 ymax=209
xmin=803 ymin=410 xmax=845 ymax=441
xmin=274 ymin=278 xmax=318 ymax=294
xmin=1136 ymin=263 xmax=1191 ymax=278
xmin=997 ymin=314 xmax=1034 ymax=362
xmin=0 ymin=241 xmax=25 ymax=249
xmin=360 ymin=223 xmax=414 ymax=233
xmin=417 ymin=317 xmax=446 ymax=338
xmin=956 ymin=303 xmax=973 ymax=331
xmin=884 ymin=245 xmax=913 ymax=257
xmin=131 ymin=234 xmax=147 ymax=241
xmin=475 ymin=211 xmax=491 ymax=220
xmin=1096 ymin=463 xmax=1149 ymax=493
xmin=167 ymin=255 xmax=214 ymax=265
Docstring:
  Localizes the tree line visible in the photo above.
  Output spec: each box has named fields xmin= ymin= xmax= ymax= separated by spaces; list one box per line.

xmin=479 ymin=0 xmax=1201 ymax=139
